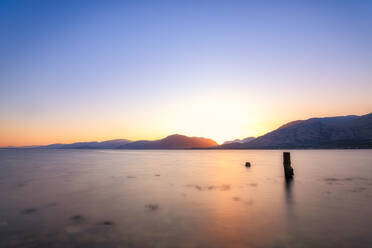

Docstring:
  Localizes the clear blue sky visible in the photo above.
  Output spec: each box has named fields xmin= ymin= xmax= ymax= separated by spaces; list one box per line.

xmin=1 ymin=0 xmax=371 ymax=146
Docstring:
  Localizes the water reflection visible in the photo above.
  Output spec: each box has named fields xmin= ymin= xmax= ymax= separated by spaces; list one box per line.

xmin=285 ymin=178 xmax=294 ymax=207
xmin=0 ymin=149 xmax=372 ymax=248
xmin=284 ymin=177 xmax=296 ymax=244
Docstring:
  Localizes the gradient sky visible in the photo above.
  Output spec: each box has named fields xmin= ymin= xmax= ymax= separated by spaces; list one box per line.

xmin=1 ymin=0 xmax=372 ymax=146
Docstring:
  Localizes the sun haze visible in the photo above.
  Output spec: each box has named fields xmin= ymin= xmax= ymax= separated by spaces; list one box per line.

xmin=1 ymin=1 xmax=371 ymax=147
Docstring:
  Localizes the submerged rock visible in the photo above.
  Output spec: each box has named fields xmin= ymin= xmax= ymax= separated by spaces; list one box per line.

xmin=186 ymin=184 xmax=231 ymax=191
xmin=99 ymin=221 xmax=114 ymax=226
xmin=145 ymin=204 xmax=159 ymax=211
xmin=21 ymin=208 xmax=37 ymax=215
xmin=70 ymin=215 xmax=84 ymax=221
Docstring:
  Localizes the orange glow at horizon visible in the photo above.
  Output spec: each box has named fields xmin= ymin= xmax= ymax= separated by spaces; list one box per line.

xmin=1 ymin=1 xmax=372 ymax=148
xmin=1 ymin=90 xmax=371 ymax=147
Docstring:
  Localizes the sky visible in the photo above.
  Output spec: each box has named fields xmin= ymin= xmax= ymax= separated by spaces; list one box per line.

xmin=0 ymin=0 xmax=372 ymax=146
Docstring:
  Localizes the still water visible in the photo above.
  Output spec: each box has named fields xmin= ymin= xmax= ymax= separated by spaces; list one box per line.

xmin=0 ymin=149 xmax=371 ymax=248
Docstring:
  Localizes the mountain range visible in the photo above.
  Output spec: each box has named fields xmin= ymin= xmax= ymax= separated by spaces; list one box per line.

xmin=9 ymin=112 xmax=372 ymax=149
xmin=31 ymin=135 xmax=217 ymax=149
xmin=219 ymin=112 xmax=372 ymax=149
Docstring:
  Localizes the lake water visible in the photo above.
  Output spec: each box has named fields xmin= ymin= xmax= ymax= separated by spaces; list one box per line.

xmin=0 ymin=149 xmax=371 ymax=248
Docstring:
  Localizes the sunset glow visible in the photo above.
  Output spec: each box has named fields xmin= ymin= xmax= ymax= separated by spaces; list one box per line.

xmin=1 ymin=2 xmax=372 ymax=247
xmin=1 ymin=1 xmax=371 ymax=147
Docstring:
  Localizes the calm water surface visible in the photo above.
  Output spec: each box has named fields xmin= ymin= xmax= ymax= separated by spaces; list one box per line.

xmin=0 ymin=149 xmax=371 ymax=248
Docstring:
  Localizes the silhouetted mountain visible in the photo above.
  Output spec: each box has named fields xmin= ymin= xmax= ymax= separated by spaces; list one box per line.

xmin=119 ymin=134 xmax=218 ymax=149
xmin=36 ymin=139 xmax=131 ymax=149
xmin=9 ymin=113 xmax=372 ymax=150
xmin=220 ymin=113 xmax=372 ymax=149
xmin=222 ymin=137 xmax=255 ymax=145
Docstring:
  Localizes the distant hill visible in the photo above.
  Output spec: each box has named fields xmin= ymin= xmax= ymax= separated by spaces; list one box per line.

xmin=29 ymin=135 xmax=218 ymax=149
xmin=119 ymin=134 xmax=218 ymax=149
xmin=36 ymin=139 xmax=132 ymax=149
xmin=220 ymin=113 xmax=372 ymax=149
xmin=8 ymin=112 xmax=372 ymax=150
xmin=222 ymin=137 xmax=255 ymax=145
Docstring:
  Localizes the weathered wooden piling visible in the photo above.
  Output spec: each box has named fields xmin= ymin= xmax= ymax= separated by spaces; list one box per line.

xmin=245 ymin=162 xmax=251 ymax=167
xmin=283 ymin=152 xmax=294 ymax=179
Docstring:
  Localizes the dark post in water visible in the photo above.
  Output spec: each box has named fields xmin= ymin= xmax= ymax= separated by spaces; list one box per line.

xmin=283 ymin=152 xmax=294 ymax=179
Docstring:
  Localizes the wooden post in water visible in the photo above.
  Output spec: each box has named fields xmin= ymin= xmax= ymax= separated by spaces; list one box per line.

xmin=283 ymin=152 xmax=294 ymax=180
